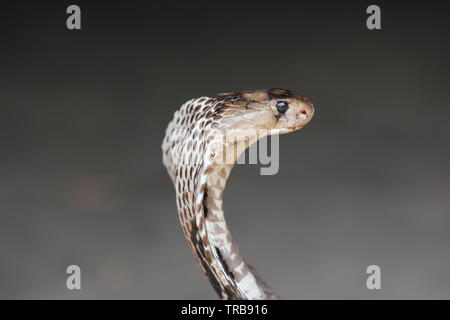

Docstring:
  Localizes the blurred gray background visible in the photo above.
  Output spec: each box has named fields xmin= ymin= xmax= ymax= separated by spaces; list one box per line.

xmin=1 ymin=1 xmax=450 ymax=299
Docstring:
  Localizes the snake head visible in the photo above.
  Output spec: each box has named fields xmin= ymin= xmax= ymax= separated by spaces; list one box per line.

xmin=265 ymin=88 xmax=315 ymax=134
xmin=215 ymin=88 xmax=314 ymax=136
xmin=209 ymin=89 xmax=314 ymax=164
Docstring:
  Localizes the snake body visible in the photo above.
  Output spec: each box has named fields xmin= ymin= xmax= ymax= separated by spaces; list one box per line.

xmin=162 ymin=89 xmax=314 ymax=299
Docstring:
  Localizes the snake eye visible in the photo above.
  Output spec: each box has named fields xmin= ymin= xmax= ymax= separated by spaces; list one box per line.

xmin=276 ymin=101 xmax=289 ymax=114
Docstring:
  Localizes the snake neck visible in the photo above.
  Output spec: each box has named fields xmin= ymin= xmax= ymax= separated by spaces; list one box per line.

xmin=164 ymin=96 xmax=279 ymax=299
xmin=186 ymin=161 xmax=279 ymax=300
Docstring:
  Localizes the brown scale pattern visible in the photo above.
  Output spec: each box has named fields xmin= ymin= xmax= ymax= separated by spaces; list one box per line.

xmin=162 ymin=89 xmax=314 ymax=299
xmin=163 ymin=95 xmax=245 ymax=299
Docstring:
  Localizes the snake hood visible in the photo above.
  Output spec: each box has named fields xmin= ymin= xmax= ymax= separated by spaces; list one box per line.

xmin=162 ymin=88 xmax=314 ymax=299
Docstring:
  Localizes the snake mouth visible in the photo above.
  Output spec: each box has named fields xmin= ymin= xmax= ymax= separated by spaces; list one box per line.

xmin=270 ymin=126 xmax=304 ymax=135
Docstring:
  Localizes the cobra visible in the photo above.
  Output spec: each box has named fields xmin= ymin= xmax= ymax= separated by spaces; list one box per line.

xmin=162 ymin=88 xmax=314 ymax=299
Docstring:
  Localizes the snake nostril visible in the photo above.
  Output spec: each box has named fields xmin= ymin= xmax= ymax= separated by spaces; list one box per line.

xmin=299 ymin=110 xmax=308 ymax=119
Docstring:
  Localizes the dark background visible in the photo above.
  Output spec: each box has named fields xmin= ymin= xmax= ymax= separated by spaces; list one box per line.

xmin=1 ymin=1 xmax=450 ymax=299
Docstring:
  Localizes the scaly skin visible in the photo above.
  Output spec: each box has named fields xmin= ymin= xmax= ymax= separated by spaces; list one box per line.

xmin=162 ymin=89 xmax=314 ymax=299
